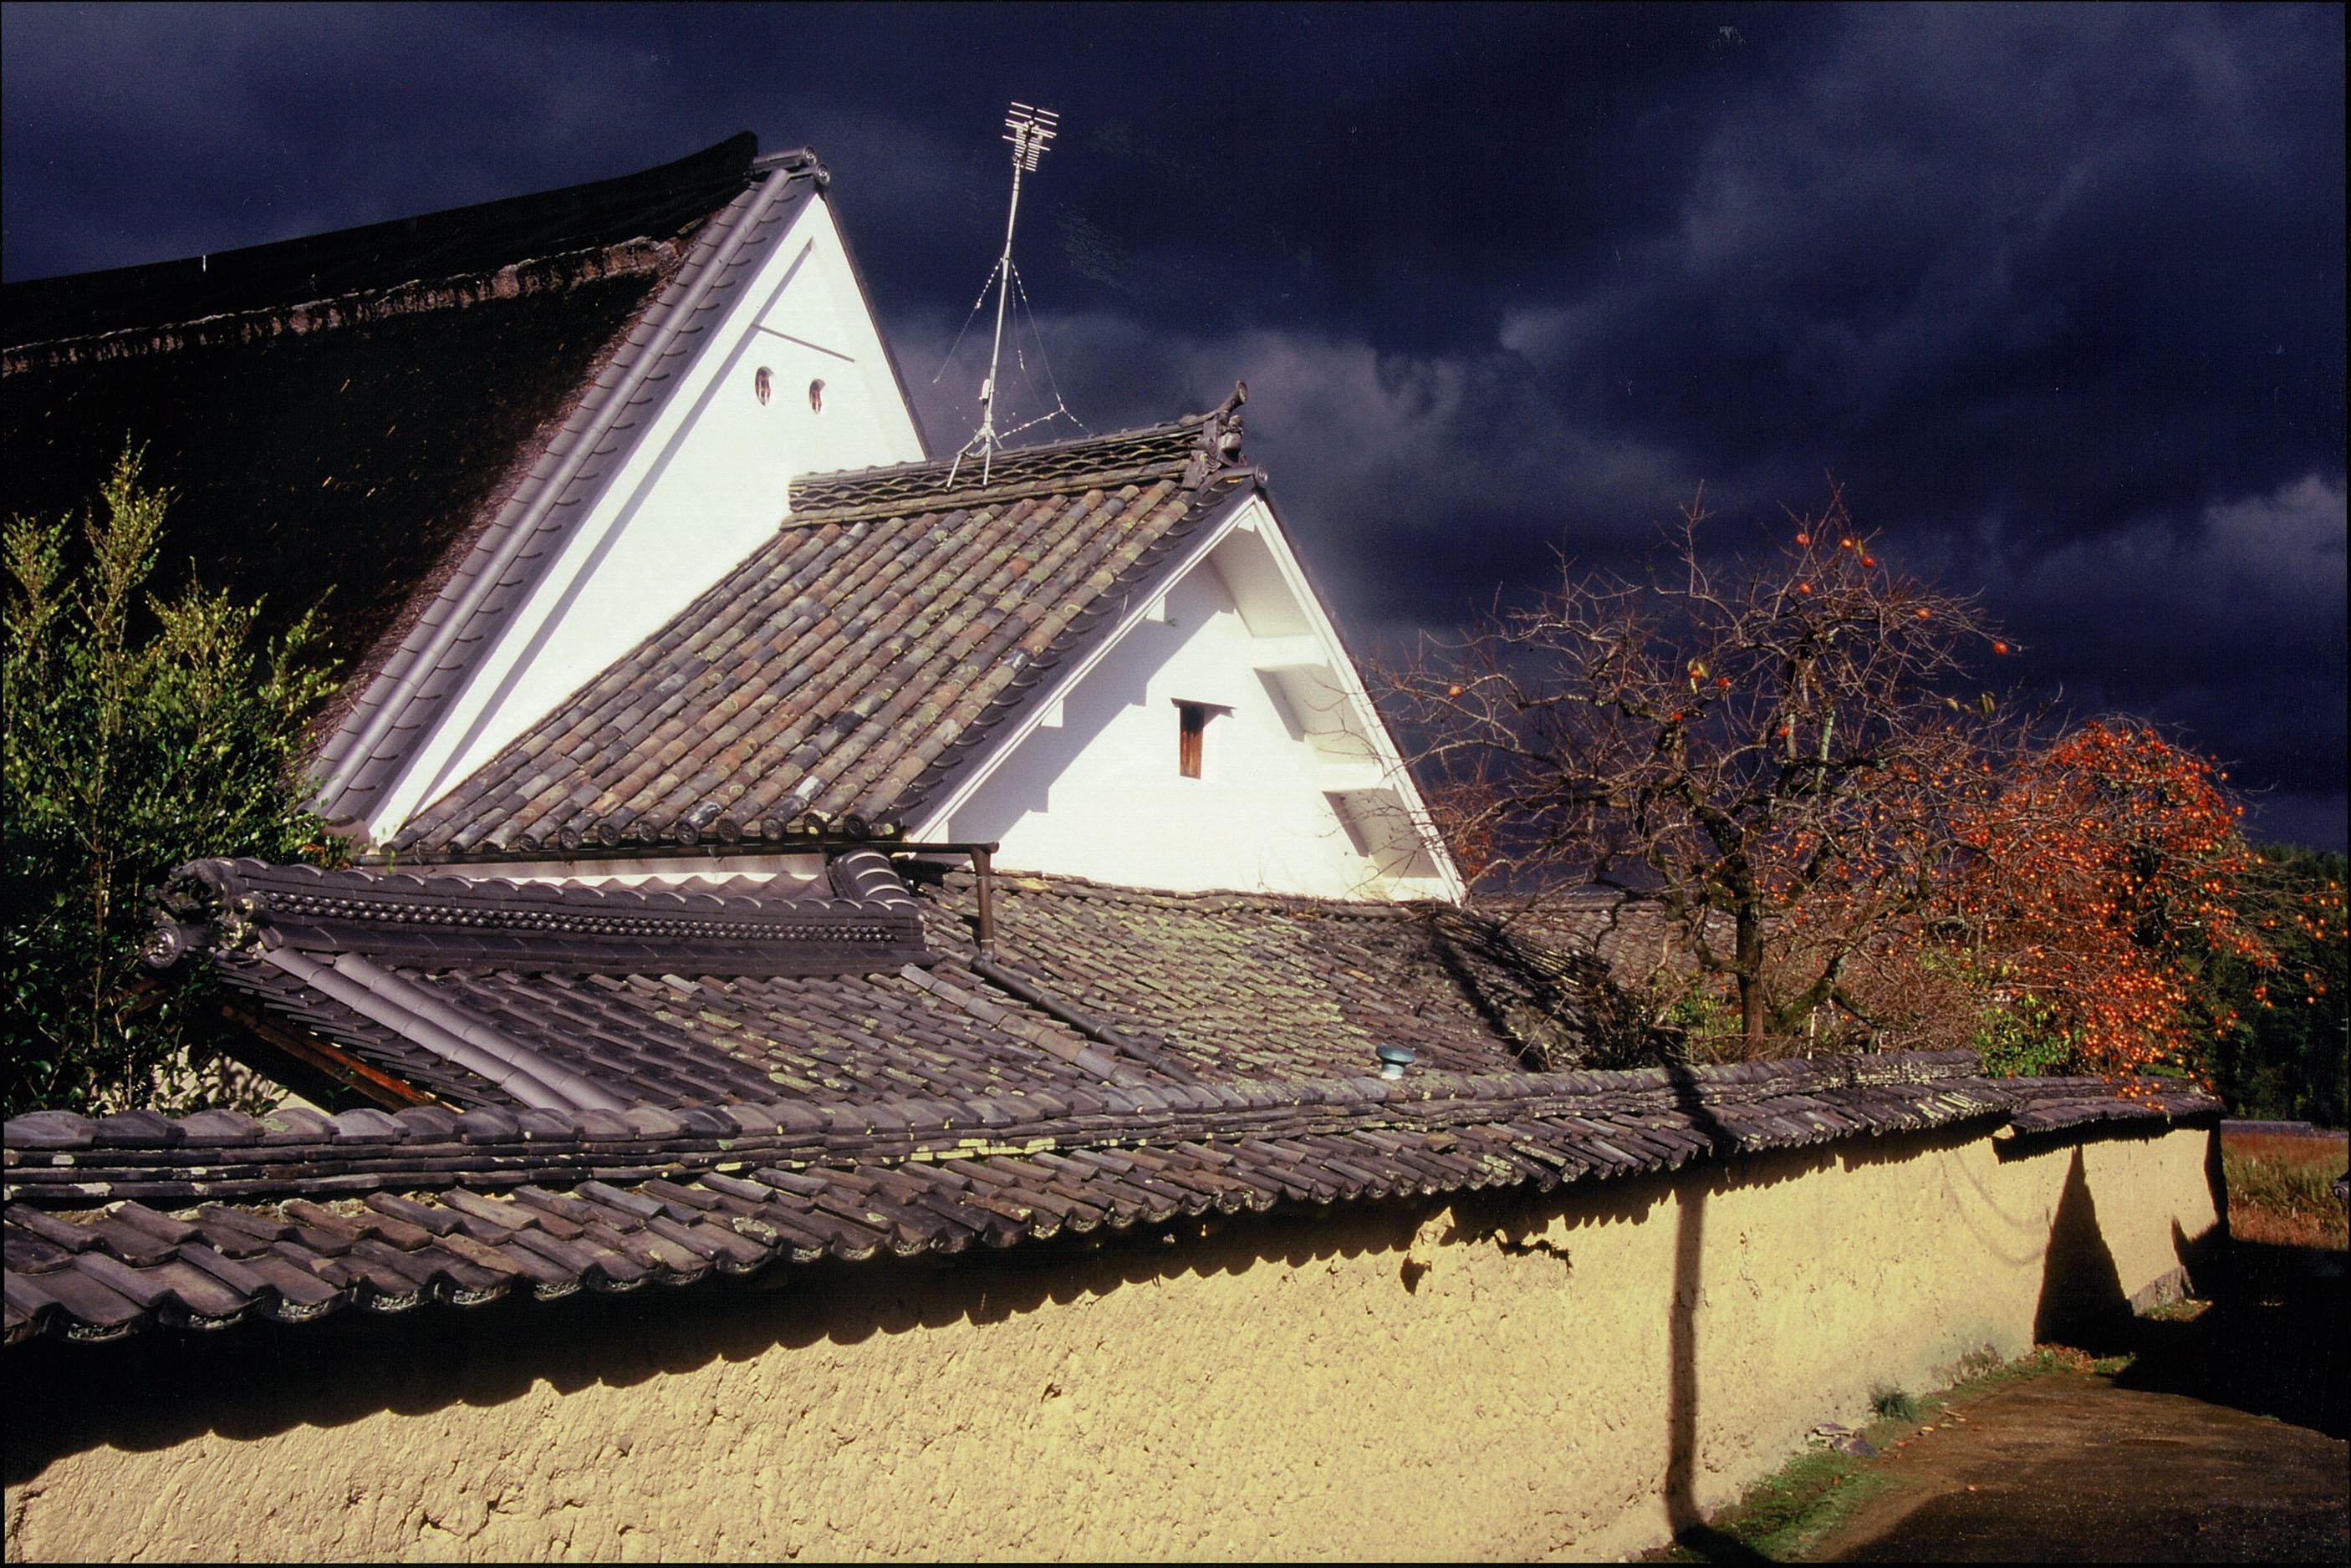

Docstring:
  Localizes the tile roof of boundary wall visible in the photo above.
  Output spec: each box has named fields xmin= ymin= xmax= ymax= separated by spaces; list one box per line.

xmin=0 ymin=135 xmax=823 ymax=823
xmin=4 ymin=849 xmax=2222 ymax=1347
xmin=2 ymin=1055 xmax=2217 ymax=1346
xmin=390 ymin=415 xmax=1257 ymax=855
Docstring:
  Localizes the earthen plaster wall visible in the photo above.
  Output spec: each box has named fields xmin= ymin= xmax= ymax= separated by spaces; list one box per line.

xmin=6 ymin=1122 xmax=2216 ymax=1562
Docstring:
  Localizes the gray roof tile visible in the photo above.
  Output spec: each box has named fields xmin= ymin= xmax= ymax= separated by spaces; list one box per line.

xmin=394 ymin=416 xmax=1256 ymax=855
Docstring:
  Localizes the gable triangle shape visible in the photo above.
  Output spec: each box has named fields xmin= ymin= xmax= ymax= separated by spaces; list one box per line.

xmin=915 ymin=484 xmax=1464 ymax=902
xmin=389 ymin=417 xmax=1252 ymax=856
xmin=327 ymin=150 xmax=927 ymax=837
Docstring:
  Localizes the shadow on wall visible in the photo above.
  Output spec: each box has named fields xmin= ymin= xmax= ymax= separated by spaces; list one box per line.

xmin=2005 ymin=1121 xmax=2231 ymax=1354
xmin=1660 ymin=1062 xmax=1771 ymax=1565
xmin=2032 ymin=1148 xmax=2134 ymax=1355
xmin=1369 ymin=1096 xmax=2071 ymax=1563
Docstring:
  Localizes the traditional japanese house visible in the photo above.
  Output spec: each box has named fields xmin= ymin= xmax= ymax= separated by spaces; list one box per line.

xmin=3 ymin=136 xmax=2222 ymax=1561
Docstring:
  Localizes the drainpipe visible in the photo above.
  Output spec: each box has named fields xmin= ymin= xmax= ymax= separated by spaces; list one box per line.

xmin=967 ymin=952 xmax=1203 ymax=1086
xmin=972 ymin=843 xmax=998 ymax=957
xmin=959 ymin=844 xmax=1202 ymax=1086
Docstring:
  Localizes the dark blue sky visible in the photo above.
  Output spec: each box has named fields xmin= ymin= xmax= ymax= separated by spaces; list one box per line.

xmin=5 ymin=3 xmax=2343 ymax=848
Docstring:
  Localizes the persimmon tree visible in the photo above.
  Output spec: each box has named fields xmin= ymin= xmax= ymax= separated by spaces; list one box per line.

xmin=1947 ymin=723 xmax=2316 ymax=1084
xmin=1385 ymin=489 xmax=2015 ymax=1054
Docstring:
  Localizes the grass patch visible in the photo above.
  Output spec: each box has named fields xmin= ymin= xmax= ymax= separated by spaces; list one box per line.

xmin=1675 ymin=1449 xmax=1896 ymax=1563
xmin=1639 ymin=1447 xmax=1895 ymax=1564
xmin=1942 ymin=1341 xmax=2134 ymax=1390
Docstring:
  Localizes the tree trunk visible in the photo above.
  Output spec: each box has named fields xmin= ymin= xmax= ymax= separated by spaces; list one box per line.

xmin=1737 ymin=904 xmax=1767 ymax=1052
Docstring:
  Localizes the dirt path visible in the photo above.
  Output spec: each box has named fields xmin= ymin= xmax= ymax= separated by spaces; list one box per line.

xmin=1810 ymin=1242 xmax=2347 ymax=1564
xmin=1808 ymin=1372 xmax=2346 ymax=1562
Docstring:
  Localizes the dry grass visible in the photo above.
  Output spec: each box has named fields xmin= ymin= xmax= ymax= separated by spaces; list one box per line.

xmin=2222 ymin=1129 xmax=2348 ymax=1249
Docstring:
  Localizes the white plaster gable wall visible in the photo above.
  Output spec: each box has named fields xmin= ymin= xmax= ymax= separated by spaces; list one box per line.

xmin=363 ymin=195 xmax=925 ymax=841
xmin=926 ymin=497 xmax=1460 ymax=903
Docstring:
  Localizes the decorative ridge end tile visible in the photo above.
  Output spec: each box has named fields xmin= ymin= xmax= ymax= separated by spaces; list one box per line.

xmin=89 ymin=1111 xmax=182 ymax=1148
xmin=329 ymin=1109 xmax=404 ymax=1143
xmin=173 ymin=1110 xmax=265 ymax=1147
xmin=516 ymin=1109 xmax=580 ymax=1140
xmin=454 ymin=1107 xmax=522 ymax=1143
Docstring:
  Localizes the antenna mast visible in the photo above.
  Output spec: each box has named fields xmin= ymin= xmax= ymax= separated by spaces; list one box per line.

xmin=952 ymin=101 xmax=1058 ymax=486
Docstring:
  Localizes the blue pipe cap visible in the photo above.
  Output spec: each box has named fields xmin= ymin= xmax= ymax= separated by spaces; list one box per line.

xmin=1375 ymin=1044 xmax=1417 ymax=1079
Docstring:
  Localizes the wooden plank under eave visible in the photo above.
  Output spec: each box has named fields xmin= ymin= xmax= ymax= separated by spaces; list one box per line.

xmin=218 ymin=1001 xmax=441 ymax=1110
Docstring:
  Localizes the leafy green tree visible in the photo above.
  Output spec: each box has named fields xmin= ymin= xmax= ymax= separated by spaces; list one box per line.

xmin=3 ymin=450 xmax=339 ymax=1116
xmin=2199 ymin=845 xmax=2348 ymax=1125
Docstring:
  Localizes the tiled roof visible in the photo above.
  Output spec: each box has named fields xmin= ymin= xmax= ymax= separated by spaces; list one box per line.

xmin=1510 ymin=892 xmax=1687 ymax=977
xmin=5 ymin=858 xmax=2224 ymax=1347
xmin=390 ymin=415 xmax=1257 ymax=855
xmin=0 ymin=135 xmax=820 ymax=826
xmin=1997 ymin=1080 xmax=2233 ymax=1138
xmin=4 ymin=135 xmax=769 ymax=349
xmin=153 ymin=854 xmax=927 ymax=978
xmin=1486 ymin=888 xmax=1731 ymax=989
xmin=0 ymin=1062 xmax=2201 ymax=1344
xmin=161 ymin=861 xmax=1641 ymax=1112
xmin=162 ymin=853 xmax=943 ymax=1112
xmin=2 ymin=1057 xmax=2219 ymax=1345
xmin=966 ymin=873 xmax=1653 ymax=1077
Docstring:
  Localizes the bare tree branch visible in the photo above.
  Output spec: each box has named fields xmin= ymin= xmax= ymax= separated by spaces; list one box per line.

xmin=1378 ymin=489 xmax=2022 ymax=1055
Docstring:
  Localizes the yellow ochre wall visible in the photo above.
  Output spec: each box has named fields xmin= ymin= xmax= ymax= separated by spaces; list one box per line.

xmin=4 ymin=1123 xmax=2216 ymax=1562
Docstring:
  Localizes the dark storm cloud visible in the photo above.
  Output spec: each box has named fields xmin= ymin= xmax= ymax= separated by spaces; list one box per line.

xmin=4 ymin=3 xmax=2342 ymax=846
xmin=1512 ymin=5 xmax=2345 ymax=529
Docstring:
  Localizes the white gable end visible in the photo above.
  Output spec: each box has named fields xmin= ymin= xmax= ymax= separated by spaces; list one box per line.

xmin=921 ymin=494 xmax=1461 ymax=903
xmin=364 ymin=193 xmax=925 ymax=841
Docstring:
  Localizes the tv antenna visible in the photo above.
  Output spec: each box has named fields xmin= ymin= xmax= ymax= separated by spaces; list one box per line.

xmin=946 ymin=102 xmax=1064 ymax=486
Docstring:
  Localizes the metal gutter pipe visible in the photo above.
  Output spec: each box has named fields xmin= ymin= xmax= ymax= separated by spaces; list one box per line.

xmin=943 ymin=840 xmax=1200 ymax=1083
xmin=968 ymin=952 xmax=1204 ymax=1086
